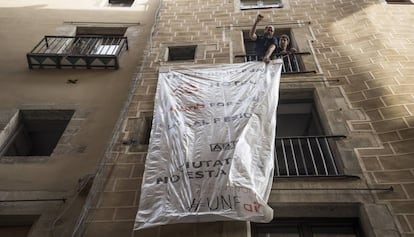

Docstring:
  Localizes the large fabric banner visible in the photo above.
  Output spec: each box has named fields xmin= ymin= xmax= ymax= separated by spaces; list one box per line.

xmin=135 ymin=61 xmax=282 ymax=230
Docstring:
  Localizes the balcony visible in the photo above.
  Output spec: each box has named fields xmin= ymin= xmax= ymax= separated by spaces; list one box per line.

xmin=236 ymin=52 xmax=316 ymax=74
xmin=27 ymin=35 xmax=128 ymax=69
xmin=274 ymin=135 xmax=345 ymax=177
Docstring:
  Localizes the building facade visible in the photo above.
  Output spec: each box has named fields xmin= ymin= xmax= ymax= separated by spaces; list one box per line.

xmin=0 ymin=0 xmax=160 ymax=236
xmin=1 ymin=0 xmax=413 ymax=236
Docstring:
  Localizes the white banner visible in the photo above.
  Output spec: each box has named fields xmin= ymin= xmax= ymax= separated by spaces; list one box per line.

xmin=135 ymin=61 xmax=282 ymax=230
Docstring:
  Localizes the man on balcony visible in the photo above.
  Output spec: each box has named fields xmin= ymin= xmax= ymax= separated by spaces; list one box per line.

xmin=249 ymin=14 xmax=278 ymax=63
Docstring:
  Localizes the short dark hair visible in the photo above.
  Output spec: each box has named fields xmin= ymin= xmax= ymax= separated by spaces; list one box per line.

xmin=280 ymin=34 xmax=290 ymax=42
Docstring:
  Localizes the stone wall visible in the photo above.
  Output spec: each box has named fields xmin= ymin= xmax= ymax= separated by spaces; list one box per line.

xmin=80 ymin=0 xmax=414 ymax=236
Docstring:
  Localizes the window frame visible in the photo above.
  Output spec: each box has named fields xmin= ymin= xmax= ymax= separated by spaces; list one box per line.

xmin=239 ymin=28 xmax=313 ymax=74
xmin=275 ymin=96 xmax=345 ymax=177
xmin=167 ymin=45 xmax=198 ymax=62
xmin=0 ymin=110 xmax=74 ymax=157
xmin=240 ymin=0 xmax=283 ymax=10
xmin=0 ymin=215 xmax=39 ymax=237
xmin=385 ymin=0 xmax=413 ymax=4
xmin=108 ymin=0 xmax=134 ymax=7
xmin=74 ymin=27 xmax=128 ymax=56
xmin=252 ymin=218 xmax=365 ymax=237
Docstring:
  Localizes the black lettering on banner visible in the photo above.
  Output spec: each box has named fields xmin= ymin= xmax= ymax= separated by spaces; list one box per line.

xmin=192 ymin=113 xmax=253 ymax=128
xmin=195 ymin=171 xmax=204 ymax=178
xmin=210 ymin=140 xmax=237 ymax=152
xmin=213 ymin=160 xmax=223 ymax=167
xmin=209 ymin=100 xmax=242 ymax=107
xmin=156 ymin=175 xmax=180 ymax=184
xmin=211 ymin=144 xmax=222 ymax=152
xmin=188 ymin=195 xmax=242 ymax=212
xmin=155 ymin=158 xmax=232 ymax=185
xmin=209 ymin=79 xmax=257 ymax=88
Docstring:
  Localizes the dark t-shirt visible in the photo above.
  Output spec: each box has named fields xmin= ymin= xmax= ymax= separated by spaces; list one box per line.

xmin=255 ymin=35 xmax=278 ymax=60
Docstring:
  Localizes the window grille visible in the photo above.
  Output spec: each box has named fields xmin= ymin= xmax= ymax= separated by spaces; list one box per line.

xmin=275 ymin=98 xmax=343 ymax=177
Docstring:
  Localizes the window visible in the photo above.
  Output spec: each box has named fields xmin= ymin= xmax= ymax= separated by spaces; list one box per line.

xmin=126 ymin=113 xmax=153 ymax=152
xmin=240 ymin=0 xmax=283 ymax=10
xmin=385 ymin=0 xmax=413 ymax=4
xmin=0 ymin=110 xmax=74 ymax=157
xmin=108 ymin=0 xmax=134 ymax=7
xmin=240 ymin=29 xmax=309 ymax=73
xmin=168 ymin=45 xmax=197 ymax=61
xmin=276 ymin=98 xmax=323 ymax=137
xmin=0 ymin=215 xmax=38 ymax=237
xmin=74 ymin=27 xmax=128 ymax=56
xmin=275 ymin=93 xmax=343 ymax=177
xmin=252 ymin=218 xmax=364 ymax=237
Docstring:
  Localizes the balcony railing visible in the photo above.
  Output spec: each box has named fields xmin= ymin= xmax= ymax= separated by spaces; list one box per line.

xmin=236 ymin=52 xmax=316 ymax=74
xmin=27 ymin=35 xmax=128 ymax=69
xmin=274 ymin=135 xmax=345 ymax=177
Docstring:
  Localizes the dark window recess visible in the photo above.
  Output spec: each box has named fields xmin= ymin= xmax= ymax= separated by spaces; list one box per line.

xmin=275 ymin=96 xmax=343 ymax=177
xmin=141 ymin=116 xmax=152 ymax=145
xmin=76 ymin=27 xmax=127 ymax=36
xmin=240 ymin=0 xmax=283 ymax=10
xmin=386 ymin=0 xmax=413 ymax=4
xmin=109 ymin=0 xmax=134 ymax=7
xmin=252 ymin=218 xmax=364 ymax=237
xmin=126 ymin=115 xmax=153 ymax=152
xmin=0 ymin=215 xmax=39 ymax=237
xmin=168 ymin=46 xmax=197 ymax=61
xmin=1 ymin=110 xmax=74 ymax=157
xmin=276 ymin=98 xmax=323 ymax=137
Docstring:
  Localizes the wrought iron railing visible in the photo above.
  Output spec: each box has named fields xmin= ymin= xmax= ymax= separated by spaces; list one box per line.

xmin=274 ymin=135 xmax=345 ymax=177
xmin=27 ymin=35 xmax=128 ymax=69
xmin=236 ymin=52 xmax=315 ymax=74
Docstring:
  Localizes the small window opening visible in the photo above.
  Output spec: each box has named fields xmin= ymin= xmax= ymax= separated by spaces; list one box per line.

xmin=144 ymin=117 xmax=152 ymax=145
xmin=1 ymin=110 xmax=74 ymax=157
xmin=140 ymin=116 xmax=152 ymax=145
xmin=240 ymin=0 xmax=283 ymax=10
xmin=385 ymin=0 xmax=413 ymax=4
xmin=108 ymin=0 xmax=134 ymax=7
xmin=0 ymin=215 xmax=39 ymax=237
xmin=126 ymin=115 xmax=153 ymax=152
xmin=168 ymin=46 xmax=197 ymax=61
xmin=76 ymin=27 xmax=127 ymax=37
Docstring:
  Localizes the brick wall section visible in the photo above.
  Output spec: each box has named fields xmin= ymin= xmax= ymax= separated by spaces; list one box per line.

xmin=81 ymin=0 xmax=414 ymax=236
xmin=323 ymin=3 xmax=414 ymax=236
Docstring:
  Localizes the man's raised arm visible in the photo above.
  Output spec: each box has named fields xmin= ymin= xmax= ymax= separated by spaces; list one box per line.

xmin=249 ymin=14 xmax=263 ymax=41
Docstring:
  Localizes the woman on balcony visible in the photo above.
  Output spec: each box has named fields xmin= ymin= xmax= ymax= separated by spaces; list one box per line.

xmin=278 ymin=34 xmax=298 ymax=72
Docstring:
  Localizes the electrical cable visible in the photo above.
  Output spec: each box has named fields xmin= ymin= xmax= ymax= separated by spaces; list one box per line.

xmin=70 ymin=0 xmax=164 ymax=236
xmin=51 ymin=174 xmax=93 ymax=237
xmin=271 ymin=187 xmax=393 ymax=191
xmin=0 ymin=198 xmax=66 ymax=203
